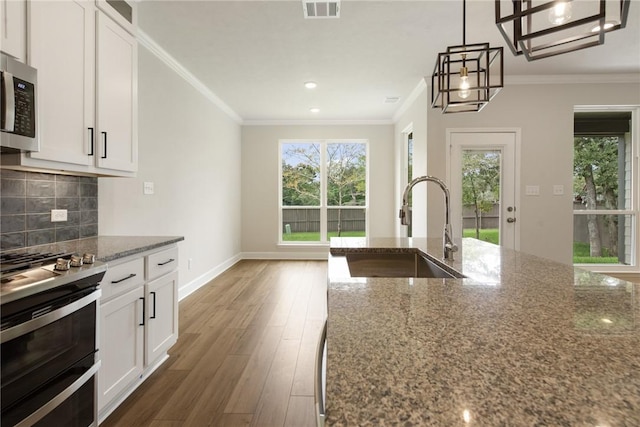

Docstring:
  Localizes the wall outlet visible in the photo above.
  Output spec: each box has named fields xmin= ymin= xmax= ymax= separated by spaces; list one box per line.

xmin=525 ymin=185 xmax=540 ymax=196
xmin=51 ymin=209 xmax=68 ymax=222
xmin=143 ymin=182 xmax=154 ymax=195
xmin=553 ymin=185 xmax=564 ymax=195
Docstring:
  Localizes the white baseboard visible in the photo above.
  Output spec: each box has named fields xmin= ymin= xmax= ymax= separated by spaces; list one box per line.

xmin=178 ymin=253 xmax=242 ymax=301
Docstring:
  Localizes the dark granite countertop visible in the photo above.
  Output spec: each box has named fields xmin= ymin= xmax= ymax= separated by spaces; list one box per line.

xmin=2 ymin=236 xmax=184 ymax=263
xmin=327 ymin=237 xmax=640 ymax=426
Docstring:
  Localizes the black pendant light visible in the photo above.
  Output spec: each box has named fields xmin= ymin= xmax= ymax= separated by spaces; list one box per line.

xmin=496 ymin=0 xmax=631 ymax=61
xmin=432 ymin=0 xmax=504 ymax=114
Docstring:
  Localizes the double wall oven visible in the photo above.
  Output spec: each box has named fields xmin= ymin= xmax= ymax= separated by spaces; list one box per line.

xmin=1 ymin=251 xmax=106 ymax=427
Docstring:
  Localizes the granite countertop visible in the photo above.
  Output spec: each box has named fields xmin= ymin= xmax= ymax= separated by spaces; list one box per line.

xmin=2 ymin=236 xmax=184 ymax=263
xmin=327 ymin=237 xmax=640 ymax=426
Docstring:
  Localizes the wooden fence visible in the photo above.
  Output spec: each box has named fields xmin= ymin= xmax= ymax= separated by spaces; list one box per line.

xmin=282 ymin=208 xmax=366 ymax=233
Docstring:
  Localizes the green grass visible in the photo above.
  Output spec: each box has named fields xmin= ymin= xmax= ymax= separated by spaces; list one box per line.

xmin=573 ymin=241 xmax=619 ymax=264
xmin=463 ymin=228 xmax=499 ymax=245
xmin=282 ymin=231 xmax=365 ymax=242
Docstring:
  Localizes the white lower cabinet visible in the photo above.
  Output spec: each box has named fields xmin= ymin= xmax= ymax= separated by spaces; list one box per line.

xmin=99 ymin=286 xmax=144 ymax=411
xmin=98 ymin=245 xmax=179 ymax=422
xmin=145 ymin=271 xmax=178 ymax=365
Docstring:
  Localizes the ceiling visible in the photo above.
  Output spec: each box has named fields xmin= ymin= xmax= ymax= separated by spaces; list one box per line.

xmin=138 ymin=0 xmax=640 ymax=123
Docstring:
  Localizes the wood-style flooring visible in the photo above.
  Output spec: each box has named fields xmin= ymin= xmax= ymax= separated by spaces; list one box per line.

xmin=101 ymin=260 xmax=327 ymax=427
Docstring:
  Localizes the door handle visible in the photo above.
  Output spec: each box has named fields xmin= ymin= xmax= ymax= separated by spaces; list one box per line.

xmin=150 ymin=291 xmax=157 ymax=319
xmin=88 ymin=127 xmax=94 ymax=156
xmin=101 ymin=131 xmax=107 ymax=159
xmin=139 ymin=297 xmax=145 ymax=326
xmin=507 ymin=217 xmax=516 ymax=223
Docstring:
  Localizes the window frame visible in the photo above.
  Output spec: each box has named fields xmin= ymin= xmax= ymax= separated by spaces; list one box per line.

xmin=278 ymin=139 xmax=369 ymax=246
xmin=573 ymin=105 xmax=639 ymax=273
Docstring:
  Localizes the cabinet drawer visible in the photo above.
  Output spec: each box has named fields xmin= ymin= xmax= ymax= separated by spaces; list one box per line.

xmin=146 ymin=246 xmax=179 ymax=281
xmin=101 ymin=257 xmax=145 ymax=300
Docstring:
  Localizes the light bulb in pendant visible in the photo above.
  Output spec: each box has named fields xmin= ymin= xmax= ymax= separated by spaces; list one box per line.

xmin=548 ymin=1 xmax=572 ymax=25
xmin=458 ymin=66 xmax=470 ymax=99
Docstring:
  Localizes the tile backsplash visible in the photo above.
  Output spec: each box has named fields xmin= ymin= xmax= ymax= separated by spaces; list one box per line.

xmin=1 ymin=170 xmax=98 ymax=251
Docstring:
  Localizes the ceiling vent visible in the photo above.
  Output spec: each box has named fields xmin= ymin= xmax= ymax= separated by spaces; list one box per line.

xmin=303 ymin=1 xmax=340 ymax=19
xmin=385 ymin=97 xmax=400 ymax=104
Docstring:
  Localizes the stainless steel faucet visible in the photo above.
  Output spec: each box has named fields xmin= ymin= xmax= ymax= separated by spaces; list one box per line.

xmin=399 ymin=175 xmax=458 ymax=261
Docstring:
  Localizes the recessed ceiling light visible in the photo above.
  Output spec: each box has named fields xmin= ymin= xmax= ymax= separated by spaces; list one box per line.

xmin=304 ymin=81 xmax=318 ymax=89
xmin=309 ymin=107 xmax=320 ymax=113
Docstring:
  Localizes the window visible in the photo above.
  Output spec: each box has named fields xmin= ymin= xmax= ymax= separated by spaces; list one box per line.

xmin=573 ymin=108 xmax=639 ymax=269
xmin=280 ymin=140 xmax=368 ymax=243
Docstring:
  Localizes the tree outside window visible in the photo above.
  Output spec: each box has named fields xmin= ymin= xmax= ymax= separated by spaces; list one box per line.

xmin=572 ymin=109 xmax=636 ymax=267
xmin=280 ymin=141 xmax=367 ymax=242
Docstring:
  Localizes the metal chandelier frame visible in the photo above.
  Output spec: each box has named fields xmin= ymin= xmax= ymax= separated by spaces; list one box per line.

xmin=431 ymin=0 xmax=504 ymax=114
xmin=495 ymin=0 xmax=631 ymax=61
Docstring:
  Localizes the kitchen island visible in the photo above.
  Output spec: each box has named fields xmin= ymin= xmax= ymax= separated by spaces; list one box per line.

xmin=327 ymin=237 xmax=640 ymax=426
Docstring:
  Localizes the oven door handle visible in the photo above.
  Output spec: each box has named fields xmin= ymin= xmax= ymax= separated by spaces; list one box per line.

xmin=14 ymin=360 xmax=101 ymax=427
xmin=1 ymin=289 xmax=101 ymax=344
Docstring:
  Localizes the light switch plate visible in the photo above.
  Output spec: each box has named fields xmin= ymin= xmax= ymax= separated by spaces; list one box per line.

xmin=525 ymin=185 xmax=540 ymax=196
xmin=143 ymin=182 xmax=154 ymax=195
xmin=51 ymin=209 xmax=68 ymax=222
xmin=553 ymin=185 xmax=564 ymax=195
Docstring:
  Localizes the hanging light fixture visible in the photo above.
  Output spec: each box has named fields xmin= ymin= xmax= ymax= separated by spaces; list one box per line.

xmin=432 ymin=0 xmax=504 ymax=114
xmin=495 ymin=0 xmax=631 ymax=61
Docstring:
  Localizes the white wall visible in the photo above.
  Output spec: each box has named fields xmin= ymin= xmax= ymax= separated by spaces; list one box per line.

xmin=423 ymin=81 xmax=640 ymax=265
xmin=394 ymin=87 xmax=429 ymax=237
xmin=99 ymin=47 xmax=243 ymax=296
xmin=241 ymin=124 xmax=395 ymax=258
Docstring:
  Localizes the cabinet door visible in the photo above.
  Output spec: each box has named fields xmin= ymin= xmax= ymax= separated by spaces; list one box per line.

xmin=145 ymin=271 xmax=178 ymax=365
xmin=96 ymin=11 xmax=137 ymax=172
xmin=28 ymin=0 xmax=95 ymax=167
xmin=1 ymin=0 xmax=26 ymax=61
xmin=99 ymin=286 xmax=144 ymax=411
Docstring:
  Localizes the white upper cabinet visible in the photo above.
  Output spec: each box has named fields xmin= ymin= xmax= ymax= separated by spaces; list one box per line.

xmin=96 ymin=0 xmax=137 ymax=35
xmin=96 ymin=12 xmax=137 ymax=172
xmin=28 ymin=0 xmax=95 ymax=167
xmin=1 ymin=0 xmax=137 ymax=177
xmin=1 ymin=0 xmax=27 ymax=61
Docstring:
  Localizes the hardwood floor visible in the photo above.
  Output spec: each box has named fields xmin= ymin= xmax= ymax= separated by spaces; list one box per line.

xmin=101 ymin=260 xmax=327 ymax=427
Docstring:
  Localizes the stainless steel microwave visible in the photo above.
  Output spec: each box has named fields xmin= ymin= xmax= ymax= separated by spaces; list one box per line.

xmin=1 ymin=53 xmax=39 ymax=152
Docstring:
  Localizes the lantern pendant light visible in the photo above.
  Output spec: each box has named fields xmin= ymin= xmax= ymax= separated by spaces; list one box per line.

xmin=431 ymin=0 xmax=504 ymax=114
xmin=495 ymin=0 xmax=631 ymax=61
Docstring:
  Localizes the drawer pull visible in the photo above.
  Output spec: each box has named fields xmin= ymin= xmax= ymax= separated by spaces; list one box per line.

xmin=157 ymin=258 xmax=175 ymax=266
xmin=111 ymin=273 xmax=137 ymax=284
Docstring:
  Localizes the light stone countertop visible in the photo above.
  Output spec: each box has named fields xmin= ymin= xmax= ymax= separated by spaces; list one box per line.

xmin=2 ymin=235 xmax=184 ymax=262
xmin=326 ymin=237 xmax=640 ymax=426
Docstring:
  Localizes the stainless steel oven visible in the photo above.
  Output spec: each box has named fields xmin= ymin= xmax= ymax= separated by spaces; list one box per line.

xmin=1 ymin=251 xmax=106 ymax=427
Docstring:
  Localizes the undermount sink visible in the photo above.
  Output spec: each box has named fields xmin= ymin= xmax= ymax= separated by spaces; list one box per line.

xmin=344 ymin=251 xmax=464 ymax=279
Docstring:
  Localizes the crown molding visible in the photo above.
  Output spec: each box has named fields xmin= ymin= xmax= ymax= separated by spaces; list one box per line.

xmin=242 ymin=119 xmax=394 ymax=126
xmin=392 ymin=78 xmax=428 ymax=123
xmin=505 ymin=73 xmax=640 ymax=85
xmin=136 ymin=30 xmax=243 ymax=124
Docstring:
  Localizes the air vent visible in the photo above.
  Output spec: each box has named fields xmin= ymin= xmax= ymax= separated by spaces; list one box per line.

xmin=303 ymin=1 xmax=340 ymax=19
xmin=385 ymin=97 xmax=400 ymax=104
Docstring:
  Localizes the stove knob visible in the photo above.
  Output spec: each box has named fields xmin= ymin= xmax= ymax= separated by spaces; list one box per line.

xmin=82 ymin=253 xmax=96 ymax=264
xmin=70 ymin=255 xmax=84 ymax=267
xmin=55 ymin=258 xmax=71 ymax=271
